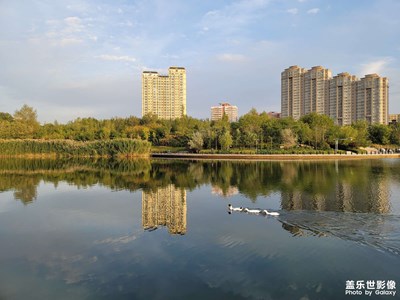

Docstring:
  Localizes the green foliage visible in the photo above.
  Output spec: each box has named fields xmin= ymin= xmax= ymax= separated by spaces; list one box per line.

xmin=368 ymin=124 xmax=390 ymax=145
xmin=0 ymin=106 xmax=397 ymax=152
xmin=188 ymin=131 xmax=204 ymax=152
xmin=0 ymin=139 xmax=151 ymax=157
xmin=389 ymin=123 xmax=400 ymax=145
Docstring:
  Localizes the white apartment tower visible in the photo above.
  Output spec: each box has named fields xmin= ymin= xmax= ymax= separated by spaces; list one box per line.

xmin=142 ymin=67 xmax=186 ymax=119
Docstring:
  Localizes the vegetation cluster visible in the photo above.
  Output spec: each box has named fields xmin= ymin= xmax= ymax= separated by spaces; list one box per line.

xmin=1 ymin=105 xmax=400 ymax=154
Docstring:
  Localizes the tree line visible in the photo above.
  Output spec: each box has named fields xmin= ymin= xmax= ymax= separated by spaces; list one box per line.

xmin=1 ymin=105 xmax=400 ymax=152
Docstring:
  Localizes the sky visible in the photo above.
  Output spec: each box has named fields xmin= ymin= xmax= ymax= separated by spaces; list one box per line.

xmin=0 ymin=0 xmax=399 ymax=123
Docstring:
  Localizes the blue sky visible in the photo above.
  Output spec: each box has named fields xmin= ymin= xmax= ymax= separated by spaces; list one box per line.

xmin=0 ymin=0 xmax=399 ymax=123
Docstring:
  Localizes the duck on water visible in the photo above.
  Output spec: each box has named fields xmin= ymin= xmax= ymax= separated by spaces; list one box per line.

xmin=228 ymin=204 xmax=280 ymax=216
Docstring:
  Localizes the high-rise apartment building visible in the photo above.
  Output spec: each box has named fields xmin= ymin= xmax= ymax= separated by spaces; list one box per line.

xmin=281 ymin=65 xmax=306 ymax=120
xmin=142 ymin=67 xmax=186 ymax=119
xmin=281 ymin=65 xmax=389 ymax=125
xmin=211 ymin=102 xmax=238 ymax=122
xmin=356 ymin=74 xmax=389 ymax=125
xmin=303 ymin=66 xmax=331 ymax=115
xmin=329 ymin=72 xmax=358 ymax=126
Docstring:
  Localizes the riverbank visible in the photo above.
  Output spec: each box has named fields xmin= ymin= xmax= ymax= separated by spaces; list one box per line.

xmin=151 ymin=152 xmax=400 ymax=160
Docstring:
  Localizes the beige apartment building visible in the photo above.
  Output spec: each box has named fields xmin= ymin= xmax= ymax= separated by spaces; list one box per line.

xmin=303 ymin=66 xmax=331 ymax=115
xmin=389 ymin=114 xmax=400 ymax=123
xmin=356 ymin=74 xmax=389 ymax=125
xmin=329 ymin=72 xmax=358 ymax=126
xmin=281 ymin=65 xmax=389 ymax=125
xmin=281 ymin=65 xmax=306 ymax=120
xmin=142 ymin=67 xmax=186 ymax=119
xmin=211 ymin=102 xmax=238 ymax=122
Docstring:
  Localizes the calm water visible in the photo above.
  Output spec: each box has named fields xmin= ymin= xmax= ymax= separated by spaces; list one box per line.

xmin=0 ymin=158 xmax=399 ymax=300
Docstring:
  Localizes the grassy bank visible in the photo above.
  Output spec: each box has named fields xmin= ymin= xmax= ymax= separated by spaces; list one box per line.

xmin=0 ymin=139 xmax=151 ymax=158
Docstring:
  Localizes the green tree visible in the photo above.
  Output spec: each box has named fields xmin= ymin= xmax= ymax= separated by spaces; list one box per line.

xmin=281 ymin=128 xmax=297 ymax=149
xmin=188 ymin=131 xmax=204 ymax=152
xmin=220 ymin=130 xmax=233 ymax=150
xmin=389 ymin=123 xmax=400 ymax=145
xmin=351 ymin=120 xmax=370 ymax=147
xmin=300 ymin=113 xmax=334 ymax=149
xmin=369 ymin=124 xmax=390 ymax=145
xmin=13 ymin=104 xmax=40 ymax=138
xmin=0 ymin=112 xmax=13 ymax=122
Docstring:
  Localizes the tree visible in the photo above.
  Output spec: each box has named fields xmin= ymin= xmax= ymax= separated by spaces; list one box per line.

xmin=389 ymin=123 xmax=400 ymax=145
xmin=220 ymin=131 xmax=233 ymax=150
xmin=369 ymin=124 xmax=390 ymax=145
xmin=351 ymin=120 xmax=370 ymax=147
xmin=13 ymin=104 xmax=40 ymax=138
xmin=0 ymin=112 xmax=13 ymax=122
xmin=188 ymin=131 xmax=204 ymax=152
xmin=14 ymin=104 xmax=38 ymax=124
xmin=281 ymin=128 xmax=297 ymax=149
xmin=300 ymin=113 xmax=334 ymax=149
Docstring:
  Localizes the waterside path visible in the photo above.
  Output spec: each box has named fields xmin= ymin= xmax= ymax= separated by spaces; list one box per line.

xmin=152 ymin=152 xmax=400 ymax=161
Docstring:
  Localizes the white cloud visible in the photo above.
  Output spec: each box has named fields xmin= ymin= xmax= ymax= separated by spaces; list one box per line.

xmin=360 ymin=57 xmax=394 ymax=76
xmin=287 ymin=8 xmax=298 ymax=15
xmin=307 ymin=8 xmax=320 ymax=14
xmin=63 ymin=16 xmax=84 ymax=33
xmin=200 ymin=0 xmax=270 ymax=33
xmin=57 ymin=38 xmax=83 ymax=46
xmin=96 ymin=54 xmax=136 ymax=63
xmin=217 ymin=53 xmax=248 ymax=62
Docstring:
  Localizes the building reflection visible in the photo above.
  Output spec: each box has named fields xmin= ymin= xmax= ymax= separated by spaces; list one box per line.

xmin=281 ymin=176 xmax=390 ymax=214
xmin=142 ymin=185 xmax=187 ymax=235
xmin=211 ymin=185 xmax=239 ymax=197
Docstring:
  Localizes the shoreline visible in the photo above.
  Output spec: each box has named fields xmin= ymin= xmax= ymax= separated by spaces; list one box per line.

xmin=151 ymin=152 xmax=400 ymax=161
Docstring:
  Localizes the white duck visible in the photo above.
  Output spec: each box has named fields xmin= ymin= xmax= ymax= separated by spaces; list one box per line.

xmin=228 ymin=204 xmax=244 ymax=212
xmin=243 ymin=208 xmax=262 ymax=214
xmin=261 ymin=209 xmax=280 ymax=216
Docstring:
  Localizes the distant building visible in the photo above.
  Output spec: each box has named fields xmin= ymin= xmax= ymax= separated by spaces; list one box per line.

xmin=389 ymin=114 xmax=400 ymax=124
xmin=281 ymin=65 xmax=389 ymax=125
xmin=142 ymin=67 xmax=186 ymax=119
xmin=211 ymin=102 xmax=238 ymax=122
xmin=267 ymin=111 xmax=281 ymax=119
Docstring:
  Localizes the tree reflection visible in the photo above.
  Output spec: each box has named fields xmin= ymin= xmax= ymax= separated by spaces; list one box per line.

xmin=0 ymin=158 xmax=397 ymax=214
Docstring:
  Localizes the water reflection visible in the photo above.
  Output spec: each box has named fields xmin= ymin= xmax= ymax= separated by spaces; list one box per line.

xmin=211 ymin=185 xmax=238 ymax=197
xmin=142 ymin=185 xmax=187 ymax=235
xmin=277 ymin=211 xmax=400 ymax=255
xmin=280 ymin=171 xmax=390 ymax=213
xmin=1 ymin=158 xmax=400 ymax=299
xmin=0 ymin=158 xmax=399 ymax=214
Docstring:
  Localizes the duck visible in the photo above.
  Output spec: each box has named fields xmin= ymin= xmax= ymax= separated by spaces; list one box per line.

xmin=228 ymin=204 xmax=244 ymax=212
xmin=261 ymin=209 xmax=280 ymax=216
xmin=243 ymin=208 xmax=262 ymax=214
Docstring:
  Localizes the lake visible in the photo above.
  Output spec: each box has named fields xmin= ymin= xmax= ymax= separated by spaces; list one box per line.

xmin=0 ymin=158 xmax=399 ymax=300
